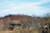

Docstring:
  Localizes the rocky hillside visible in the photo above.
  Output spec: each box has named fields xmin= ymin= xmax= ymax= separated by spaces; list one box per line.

xmin=0 ymin=15 xmax=49 ymax=30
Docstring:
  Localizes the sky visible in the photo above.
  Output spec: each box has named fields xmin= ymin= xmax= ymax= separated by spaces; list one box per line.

xmin=0 ymin=0 xmax=50 ymax=17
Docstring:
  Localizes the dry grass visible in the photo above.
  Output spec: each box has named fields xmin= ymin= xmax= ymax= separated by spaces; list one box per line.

xmin=0 ymin=29 xmax=40 ymax=33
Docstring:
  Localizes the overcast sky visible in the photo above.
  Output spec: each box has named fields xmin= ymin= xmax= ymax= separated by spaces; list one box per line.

xmin=0 ymin=0 xmax=50 ymax=17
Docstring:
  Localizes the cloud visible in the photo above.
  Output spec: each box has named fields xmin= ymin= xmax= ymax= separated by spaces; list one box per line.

xmin=0 ymin=2 xmax=49 ymax=16
xmin=41 ymin=0 xmax=49 ymax=3
xmin=0 ymin=0 xmax=50 ymax=17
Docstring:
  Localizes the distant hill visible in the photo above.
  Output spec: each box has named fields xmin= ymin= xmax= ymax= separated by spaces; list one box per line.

xmin=0 ymin=14 xmax=49 ymax=24
xmin=0 ymin=14 xmax=49 ymax=30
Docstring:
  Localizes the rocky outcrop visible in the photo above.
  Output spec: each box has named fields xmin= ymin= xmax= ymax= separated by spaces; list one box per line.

xmin=0 ymin=15 xmax=49 ymax=30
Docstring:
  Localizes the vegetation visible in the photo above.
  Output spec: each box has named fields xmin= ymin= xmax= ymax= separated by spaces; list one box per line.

xmin=0 ymin=14 xmax=50 ymax=33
